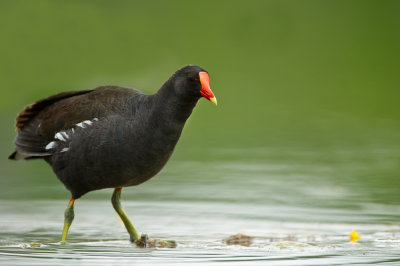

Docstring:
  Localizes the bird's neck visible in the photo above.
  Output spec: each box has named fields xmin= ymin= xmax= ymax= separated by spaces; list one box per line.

xmin=152 ymin=79 xmax=198 ymax=124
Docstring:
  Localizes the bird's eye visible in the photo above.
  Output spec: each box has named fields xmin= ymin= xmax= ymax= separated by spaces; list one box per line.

xmin=188 ymin=76 xmax=196 ymax=82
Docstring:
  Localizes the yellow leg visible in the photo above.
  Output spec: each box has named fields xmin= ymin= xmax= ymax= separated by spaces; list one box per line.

xmin=61 ymin=198 xmax=75 ymax=244
xmin=111 ymin=188 xmax=140 ymax=242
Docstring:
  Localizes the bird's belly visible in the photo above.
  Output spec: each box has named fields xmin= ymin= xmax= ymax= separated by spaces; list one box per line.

xmin=51 ymin=136 xmax=176 ymax=198
xmin=50 ymin=117 xmax=181 ymax=198
xmin=119 ymin=150 xmax=173 ymax=187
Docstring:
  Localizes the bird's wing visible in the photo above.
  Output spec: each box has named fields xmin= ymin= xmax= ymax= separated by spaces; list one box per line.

xmin=9 ymin=86 xmax=140 ymax=159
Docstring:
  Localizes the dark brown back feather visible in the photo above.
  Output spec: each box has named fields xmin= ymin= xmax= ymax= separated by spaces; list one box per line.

xmin=15 ymin=90 xmax=92 ymax=132
xmin=10 ymin=86 xmax=141 ymax=160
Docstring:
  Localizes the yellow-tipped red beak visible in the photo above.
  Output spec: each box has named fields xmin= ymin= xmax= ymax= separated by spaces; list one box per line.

xmin=199 ymin=71 xmax=217 ymax=105
xmin=209 ymin=96 xmax=217 ymax=105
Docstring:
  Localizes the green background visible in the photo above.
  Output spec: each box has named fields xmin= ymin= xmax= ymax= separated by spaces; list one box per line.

xmin=1 ymin=0 xmax=399 ymax=201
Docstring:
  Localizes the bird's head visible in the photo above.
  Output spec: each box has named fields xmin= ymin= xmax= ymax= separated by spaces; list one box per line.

xmin=172 ymin=65 xmax=217 ymax=105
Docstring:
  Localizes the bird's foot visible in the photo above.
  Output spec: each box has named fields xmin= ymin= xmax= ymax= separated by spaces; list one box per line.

xmin=134 ymin=234 xmax=177 ymax=248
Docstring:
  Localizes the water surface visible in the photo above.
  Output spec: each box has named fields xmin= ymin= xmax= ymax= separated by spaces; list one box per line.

xmin=1 ymin=144 xmax=399 ymax=265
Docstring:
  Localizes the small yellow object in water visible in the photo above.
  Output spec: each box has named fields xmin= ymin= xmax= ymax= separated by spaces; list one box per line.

xmin=349 ymin=229 xmax=361 ymax=242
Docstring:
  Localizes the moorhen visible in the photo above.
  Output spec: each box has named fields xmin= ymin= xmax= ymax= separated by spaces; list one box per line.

xmin=9 ymin=65 xmax=217 ymax=245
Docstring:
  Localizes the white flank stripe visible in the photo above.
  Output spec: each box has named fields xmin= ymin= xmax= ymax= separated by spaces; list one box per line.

xmin=55 ymin=132 xmax=66 ymax=141
xmin=61 ymin=131 xmax=69 ymax=139
xmin=45 ymin=141 xmax=57 ymax=150
xmin=49 ymin=118 xmax=98 ymax=150
xmin=76 ymin=118 xmax=98 ymax=129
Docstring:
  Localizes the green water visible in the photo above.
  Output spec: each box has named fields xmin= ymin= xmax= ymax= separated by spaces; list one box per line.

xmin=1 ymin=0 xmax=399 ymax=265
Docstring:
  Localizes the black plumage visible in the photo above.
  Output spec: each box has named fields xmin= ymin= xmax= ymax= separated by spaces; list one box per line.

xmin=8 ymin=65 xmax=217 ymax=244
